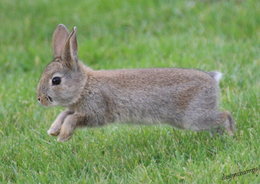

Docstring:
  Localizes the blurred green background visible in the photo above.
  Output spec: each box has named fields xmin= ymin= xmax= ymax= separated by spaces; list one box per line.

xmin=0 ymin=0 xmax=259 ymax=183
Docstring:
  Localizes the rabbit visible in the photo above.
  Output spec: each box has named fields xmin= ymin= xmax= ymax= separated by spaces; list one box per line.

xmin=37 ymin=24 xmax=235 ymax=142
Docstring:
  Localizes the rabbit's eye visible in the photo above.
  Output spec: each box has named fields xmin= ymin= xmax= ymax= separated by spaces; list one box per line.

xmin=52 ymin=77 xmax=61 ymax=85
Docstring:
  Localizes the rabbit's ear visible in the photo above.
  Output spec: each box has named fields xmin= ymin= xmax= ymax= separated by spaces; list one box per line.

xmin=62 ymin=26 xmax=78 ymax=70
xmin=52 ymin=24 xmax=69 ymax=58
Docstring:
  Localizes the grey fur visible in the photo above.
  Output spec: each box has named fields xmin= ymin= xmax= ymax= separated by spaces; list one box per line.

xmin=37 ymin=24 xmax=235 ymax=142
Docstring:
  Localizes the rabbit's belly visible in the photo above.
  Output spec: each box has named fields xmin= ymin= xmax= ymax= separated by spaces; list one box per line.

xmin=110 ymin=83 xmax=217 ymax=128
xmin=111 ymin=93 xmax=185 ymax=126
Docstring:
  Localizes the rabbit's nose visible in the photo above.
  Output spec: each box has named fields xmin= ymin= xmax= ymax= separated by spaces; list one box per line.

xmin=37 ymin=97 xmax=41 ymax=102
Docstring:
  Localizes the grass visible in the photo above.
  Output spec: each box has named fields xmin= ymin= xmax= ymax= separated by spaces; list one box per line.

xmin=0 ymin=0 xmax=259 ymax=183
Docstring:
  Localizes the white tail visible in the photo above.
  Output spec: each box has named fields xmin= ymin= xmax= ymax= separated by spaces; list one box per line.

xmin=208 ymin=71 xmax=223 ymax=84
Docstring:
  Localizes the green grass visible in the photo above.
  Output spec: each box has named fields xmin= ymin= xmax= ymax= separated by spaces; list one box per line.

xmin=0 ymin=0 xmax=259 ymax=183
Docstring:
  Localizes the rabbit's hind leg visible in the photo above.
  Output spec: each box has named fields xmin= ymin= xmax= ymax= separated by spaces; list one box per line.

xmin=220 ymin=111 xmax=235 ymax=136
xmin=187 ymin=111 xmax=235 ymax=136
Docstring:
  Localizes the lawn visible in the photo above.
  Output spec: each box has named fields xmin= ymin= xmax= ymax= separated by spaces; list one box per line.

xmin=0 ymin=0 xmax=259 ymax=183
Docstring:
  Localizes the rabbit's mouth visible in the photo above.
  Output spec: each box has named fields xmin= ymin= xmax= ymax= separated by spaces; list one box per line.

xmin=37 ymin=95 xmax=54 ymax=106
xmin=47 ymin=96 xmax=53 ymax=102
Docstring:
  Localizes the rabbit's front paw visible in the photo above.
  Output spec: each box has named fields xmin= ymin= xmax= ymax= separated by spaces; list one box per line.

xmin=47 ymin=110 xmax=73 ymax=136
xmin=57 ymin=120 xmax=76 ymax=142
xmin=57 ymin=128 xmax=72 ymax=142
xmin=47 ymin=125 xmax=61 ymax=136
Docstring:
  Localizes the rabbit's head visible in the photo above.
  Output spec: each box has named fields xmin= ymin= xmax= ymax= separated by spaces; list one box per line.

xmin=37 ymin=24 xmax=86 ymax=107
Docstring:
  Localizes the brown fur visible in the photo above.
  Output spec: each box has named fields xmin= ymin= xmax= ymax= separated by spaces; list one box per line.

xmin=37 ymin=24 xmax=235 ymax=142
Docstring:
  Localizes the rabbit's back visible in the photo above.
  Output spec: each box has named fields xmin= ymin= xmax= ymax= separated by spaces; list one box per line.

xmin=94 ymin=68 xmax=214 ymax=89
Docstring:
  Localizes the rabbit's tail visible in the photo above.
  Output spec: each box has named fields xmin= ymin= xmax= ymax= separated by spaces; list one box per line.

xmin=208 ymin=71 xmax=222 ymax=84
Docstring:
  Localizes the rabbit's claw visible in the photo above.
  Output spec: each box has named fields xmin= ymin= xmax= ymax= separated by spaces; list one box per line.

xmin=47 ymin=126 xmax=60 ymax=136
